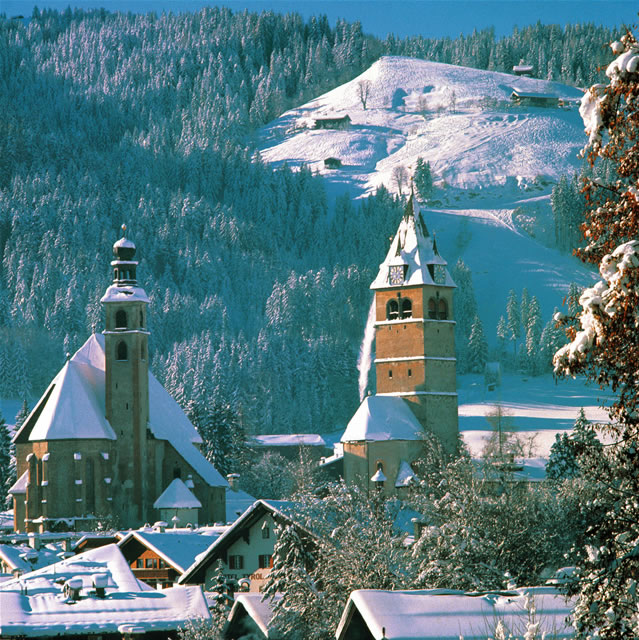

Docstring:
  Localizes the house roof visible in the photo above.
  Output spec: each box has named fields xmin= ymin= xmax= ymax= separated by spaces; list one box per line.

xmin=8 ymin=470 xmax=28 ymax=495
xmin=153 ymin=478 xmax=202 ymax=510
xmin=178 ymin=500 xmax=301 ymax=585
xmin=250 ymin=434 xmax=327 ymax=447
xmin=118 ymin=530 xmax=219 ymax=574
xmin=0 ymin=543 xmax=62 ymax=573
xmin=226 ymin=486 xmax=257 ymax=524
xmin=13 ymin=334 xmax=227 ymax=488
xmin=395 ymin=460 xmax=418 ymax=487
xmin=335 ymin=587 xmax=575 ymax=640
xmin=227 ymin=593 xmax=282 ymax=639
xmin=340 ymin=395 xmax=425 ymax=443
xmin=370 ymin=193 xmax=454 ymax=291
xmin=0 ymin=544 xmax=210 ymax=637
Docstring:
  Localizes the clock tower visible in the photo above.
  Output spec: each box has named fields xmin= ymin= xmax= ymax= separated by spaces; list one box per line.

xmin=340 ymin=192 xmax=458 ymax=495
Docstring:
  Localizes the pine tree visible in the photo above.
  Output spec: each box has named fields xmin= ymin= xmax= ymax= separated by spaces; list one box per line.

xmin=413 ymin=157 xmax=433 ymax=200
xmin=0 ymin=410 xmax=13 ymax=508
xmin=506 ymin=289 xmax=521 ymax=357
xmin=496 ymin=315 xmax=508 ymax=361
xmin=468 ymin=315 xmax=488 ymax=374
xmin=452 ymin=260 xmax=478 ymax=373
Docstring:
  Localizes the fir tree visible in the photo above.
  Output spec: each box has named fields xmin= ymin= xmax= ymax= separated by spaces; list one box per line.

xmin=0 ymin=410 xmax=13 ymax=508
xmin=506 ymin=289 xmax=521 ymax=357
xmin=413 ymin=157 xmax=433 ymax=200
xmin=468 ymin=315 xmax=488 ymax=374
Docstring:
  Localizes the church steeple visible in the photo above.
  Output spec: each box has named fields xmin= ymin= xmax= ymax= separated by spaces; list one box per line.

xmin=101 ymin=225 xmax=151 ymax=526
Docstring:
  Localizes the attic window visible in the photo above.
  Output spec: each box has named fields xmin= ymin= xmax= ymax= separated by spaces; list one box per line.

xmin=386 ymin=299 xmax=399 ymax=321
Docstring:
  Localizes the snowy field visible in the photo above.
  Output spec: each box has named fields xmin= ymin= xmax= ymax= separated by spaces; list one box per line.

xmin=257 ymin=56 xmax=607 ymax=449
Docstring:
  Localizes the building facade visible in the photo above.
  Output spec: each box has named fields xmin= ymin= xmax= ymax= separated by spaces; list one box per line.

xmin=10 ymin=228 xmax=227 ymax=532
xmin=341 ymin=194 xmax=459 ymax=495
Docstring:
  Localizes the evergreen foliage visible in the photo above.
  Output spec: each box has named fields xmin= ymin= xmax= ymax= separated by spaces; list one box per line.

xmin=413 ymin=157 xmax=433 ymax=200
xmin=545 ymin=408 xmax=602 ymax=480
xmin=451 ymin=259 xmax=478 ymax=373
xmin=468 ymin=314 xmax=488 ymax=373
xmin=0 ymin=410 xmax=13 ymax=508
xmin=552 ymin=31 xmax=639 ymax=639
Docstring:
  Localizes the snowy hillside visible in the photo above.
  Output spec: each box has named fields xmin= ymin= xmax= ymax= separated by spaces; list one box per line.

xmin=257 ymin=56 xmax=604 ymax=450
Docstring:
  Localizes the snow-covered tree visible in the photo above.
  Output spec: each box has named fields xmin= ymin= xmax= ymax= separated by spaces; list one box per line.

xmin=506 ymin=289 xmax=521 ymax=357
xmin=553 ymin=32 xmax=639 ymax=639
xmin=414 ymin=157 xmax=433 ymax=200
xmin=468 ymin=314 xmax=488 ymax=373
xmin=0 ymin=410 xmax=14 ymax=508
xmin=545 ymin=408 xmax=602 ymax=480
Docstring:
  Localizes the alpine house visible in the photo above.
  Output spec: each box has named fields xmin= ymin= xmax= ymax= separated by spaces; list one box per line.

xmin=9 ymin=227 xmax=228 ymax=533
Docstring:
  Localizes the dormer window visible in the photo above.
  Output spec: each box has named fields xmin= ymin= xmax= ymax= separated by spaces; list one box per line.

xmin=386 ymin=299 xmax=399 ymax=320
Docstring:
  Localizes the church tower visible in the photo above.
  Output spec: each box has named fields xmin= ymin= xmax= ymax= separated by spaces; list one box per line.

xmin=101 ymin=225 xmax=150 ymax=526
xmin=370 ymin=192 xmax=458 ymax=453
xmin=340 ymin=193 xmax=458 ymax=496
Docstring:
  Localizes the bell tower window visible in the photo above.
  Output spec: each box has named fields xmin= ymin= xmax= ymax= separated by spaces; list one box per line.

xmin=438 ymin=299 xmax=448 ymax=320
xmin=116 ymin=341 xmax=128 ymax=361
xmin=401 ymin=298 xmax=412 ymax=319
xmin=115 ymin=310 xmax=127 ymax=329
xmin=428 ymin=298 xmax=437 ymax=319
xmin=140 ymin=309 xmax=144 ymax=328
xmin=386 ymin=299 xmax=399 ymax=320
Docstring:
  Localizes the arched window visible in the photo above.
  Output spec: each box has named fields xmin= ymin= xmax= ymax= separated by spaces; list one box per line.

xmin=386 ymin=299 xmax=399 ymax=320
xmin=401 ymin=298 xmax=412 ymax=319
xmin=428 ymin=298 xmax=437 ymax=319
xmin=438 ymin=299 xmax=448 ymax=320
xmin=116 ymin=341 xmax=128 ymax=361
xmin=115 ymin=310 xmax=127 ymax=329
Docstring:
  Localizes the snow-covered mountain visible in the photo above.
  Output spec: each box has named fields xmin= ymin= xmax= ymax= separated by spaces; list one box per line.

xmin=257 ymin=56 xmax=594 ymax=334
xmin=257 ymin=56 xmax=605 ymax=452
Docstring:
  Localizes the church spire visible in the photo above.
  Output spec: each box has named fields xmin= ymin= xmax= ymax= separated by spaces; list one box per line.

xmin=111 ymin=224 xmax=138 ymax=286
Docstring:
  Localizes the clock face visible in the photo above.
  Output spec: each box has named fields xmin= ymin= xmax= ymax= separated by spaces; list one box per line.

xmin=433 ymin=265 xmax=446 ymax=285
xmin=389 ymin=265 xmax=405 ymax=285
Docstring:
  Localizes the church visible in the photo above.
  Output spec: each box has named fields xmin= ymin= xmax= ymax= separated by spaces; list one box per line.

xmin=340 ymin=193 xmax=459 ymax=495
xmin=9 ymin=228 xmax=227 ymax=533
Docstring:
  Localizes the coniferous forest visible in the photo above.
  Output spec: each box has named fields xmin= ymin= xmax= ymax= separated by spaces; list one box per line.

xmin=0 ymin=7 xmax=622 ymax=437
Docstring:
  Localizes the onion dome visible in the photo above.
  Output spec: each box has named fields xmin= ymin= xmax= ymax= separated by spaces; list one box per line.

xmin=113 ymin=224 xmax=136 ymax=261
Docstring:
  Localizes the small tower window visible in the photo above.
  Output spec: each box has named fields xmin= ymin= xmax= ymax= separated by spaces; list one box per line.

xmin=388 ymin=370 xmax=393 ymax=378
xmin=386 ymin=299 xmax=399 ymax=320
xmin=140 ymin=309 xmax=144 ymax=328
xmin=173 ymin=467 xmax=182 ymax=479
xmin=116 ymin=341 xmax=128 ymax=361
xmin=141 ymin=343 xmax=146 ymax=361
xmin=428 ymin=298 xmax=437 ymax=319
xmin=438 ymin=299 xmax=448 ymax=320
xmin=408 ymin=368 xmax=412 ymax=377
xmin=115 ymin=310 xmax=128 ymax=329
xmin=401 ymin=298 xmax=412 ymax=319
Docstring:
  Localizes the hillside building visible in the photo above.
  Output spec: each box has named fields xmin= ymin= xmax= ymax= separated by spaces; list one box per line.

xmin=9 ymin=228 xmax=227 ymax=533
xmin=341 ymin=193 xmax=458 ymax=495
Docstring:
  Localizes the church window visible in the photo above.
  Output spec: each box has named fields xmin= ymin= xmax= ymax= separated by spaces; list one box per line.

xmin=86 ymin=458 xmax=95 ymax=513
xmin=408 ymin=369 xmax=412 ymax=377
xmin=141 ymin=343 xmax=146 ymax=361
xmin=428 ymin=298 xmax=437 ymax=319
xmin=438 ymin=299 xmax=448 ymax=320
xmin=401 ymin=298 xmax=412 ymax=319
xmin=115 ymin=310 xmax=128 ymax=329
xmin=116 ymin=341 xmax=128 ymax=361
xmin=140 ymin=309 xmax=144 ymax=328
xmin=386 ymin=299 xmax=399 ymax=320
xmin=388 ymin=370 xmax=393 ymax=378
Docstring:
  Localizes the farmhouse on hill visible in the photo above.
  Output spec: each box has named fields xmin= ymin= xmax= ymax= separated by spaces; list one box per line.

xmin=313 ymin=114 xmax=351 ymax=129
xmin=9 ymin=228 xmax=228 ymax=533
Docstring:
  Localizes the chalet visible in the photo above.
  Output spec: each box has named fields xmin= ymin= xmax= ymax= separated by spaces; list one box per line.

xmin=511 ymin=89 xmax=560 ymax=108
xmin=324 ymin=157 xmax=343 ymax=169
xmin=178 ymin=500 xmax=312 ymax=592
xmin=313 ymin=114 xmax=351 ymax=130
xmin=118 ymin=527 xmax=222 ymax=589
xmin=335 ymin=587 xmax=575 ymax=640
xmin=0 ymin=544 xmax=210 ymax=638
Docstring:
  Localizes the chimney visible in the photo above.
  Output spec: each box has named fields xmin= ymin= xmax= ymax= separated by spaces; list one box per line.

xmin=27 ymin=532 xmax=41 ymax=551
xmin=92 ymin=573 xmax=108 ymax=598
xmin=227 ymin=473 xmax=240 ymax=492
xmin=64 ymin=577 xmax=83 ymax=603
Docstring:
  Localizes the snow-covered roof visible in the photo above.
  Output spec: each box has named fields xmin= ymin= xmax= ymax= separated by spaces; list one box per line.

xmin=228 ymin=593 xmax=281 ymax=638
xmin=154 ymin=478 xmax=202 ymax=510
xmin=336 ymin=587 xmax=575 ymax=640
xmin=250 ymin=434 xmax=327 ymax=447
xmin=226 ymin=486 xmax=257 ymax=524
xmin=118 ymin=530 xmax=217 ymax=574
xmin=0 ymin=543 xmax=61 ymax=573
xmin=100 ymin=283 xmax=150 ymax=304
xmin=340 ymin=396 xmax=425 ymax=443
xmin=14 ymin=334 xmax=227 ymax=488
xmin=113 ymin=236 xmax=135 ymax=251
xmin=8 ymin=470 xmax=27 ymax=495
xmin=395 ymin=460 xmax=418 ymax=487
xmin=0 ymin=544 xmax=210 ymax=636
xmin=370 ymin=194 xmax=454 ymax=290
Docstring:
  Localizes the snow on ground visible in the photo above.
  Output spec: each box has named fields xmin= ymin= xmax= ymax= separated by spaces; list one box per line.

xmin=257 ymin=56 xmax=602 ymax=446
xmin=458 ymin=372 xmax=612 ymax=457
